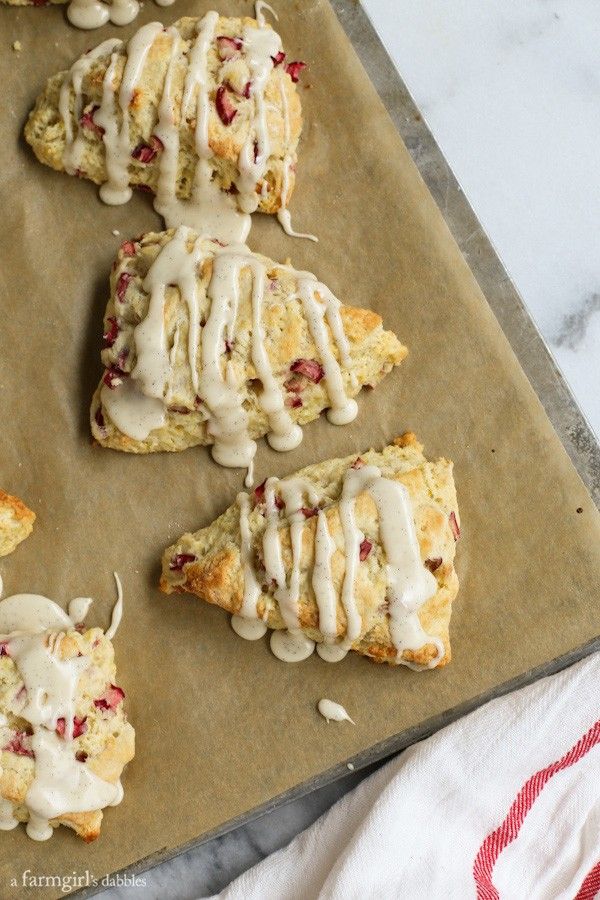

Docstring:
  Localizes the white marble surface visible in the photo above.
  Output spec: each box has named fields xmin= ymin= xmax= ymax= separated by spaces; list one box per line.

xmin=364 ymin=0 xmax=600 ymax=439
xmin=104 ymin=2 xmax=600 ymax=895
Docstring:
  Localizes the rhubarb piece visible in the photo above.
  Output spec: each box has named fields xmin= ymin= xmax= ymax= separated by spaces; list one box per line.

xmin=290 ymin=358 xmax=324 ymax=383
xmin=131 ymin=135 xmax=163 ymax=164
xmin=102 ymin=316 xmax=119 ymax=348
xmin=3 ymin=733 xmax=34 ymax=758
xmin=55 ymin=716 xmax=88 ymax=739
xmin=115 ymin=271 xmax=134 ymax=303
xmin=216 ymin=35 xmax=243 ymax=60
xmin=216 ymin=85 xmax=237 ymax=126
xmin=80 ymin=105 xmax=104 ymax=137
xmin=169 ymin=553 xmax=197 ymax=572
xmin=449 ymin=511 xmax=460 ymax=541
xmin=359 ymin=539 xmax=372 ymax=561
xmin=286 ymin=61 xmax=307 ymax=83
xmin=253 ymin=481 xmax=266 ymax=504
xmin=120 ymin=240 xmax=137 ymax=257
xmin=94 ymin=685 xmax=125 ymax=712
xmin=102 ymin=367 xmax=126 ymax=389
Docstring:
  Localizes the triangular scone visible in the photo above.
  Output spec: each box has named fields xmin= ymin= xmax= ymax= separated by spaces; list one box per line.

xmin=90 ymin=228 xmax=407 ymax=464
xmin=0 ymin=625 xmax=134 ymax=842
xmin=160 ymin=433 xmax=460 ymax=669
xmin=0 ymin=491 xmax=35 ymax=558
xmin=25 ymin=15 xmax=304 ymax=231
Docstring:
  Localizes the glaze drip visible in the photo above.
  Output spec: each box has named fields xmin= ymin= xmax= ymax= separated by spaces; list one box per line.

xmin=66 ymin=0 xmax=171 ymax=31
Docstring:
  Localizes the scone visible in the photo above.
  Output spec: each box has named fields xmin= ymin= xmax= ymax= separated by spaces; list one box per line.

xmin=161 ymin=433 xmax=460 ymax=669
xmin=0 ymin=612 xmax=134 ymax=842
xmin=25 ymin=14 xmax=306 ymax=240
xmin=90 ymin=228 xmax=407 ymax=467
xmin=0 ymin=491 xmax=35 ymax=558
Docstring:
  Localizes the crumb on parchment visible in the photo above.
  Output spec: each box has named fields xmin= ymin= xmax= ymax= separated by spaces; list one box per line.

xmin=12 ymin=41 xmax=22 ymax=52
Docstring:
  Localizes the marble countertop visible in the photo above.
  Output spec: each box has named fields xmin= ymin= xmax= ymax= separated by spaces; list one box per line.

xmin=105 ymin=2 xmax=600 ymax=896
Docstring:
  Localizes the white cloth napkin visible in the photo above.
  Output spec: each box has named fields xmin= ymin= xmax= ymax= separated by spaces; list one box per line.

xmin=216 ymin=652 xmax=600 ymax=899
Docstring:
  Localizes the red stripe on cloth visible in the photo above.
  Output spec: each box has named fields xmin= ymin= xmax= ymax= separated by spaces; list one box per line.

xmin=574 ymin=859 xmax=600 ymax=900
xmin=473 ymin=718 xmax=600 ymax=900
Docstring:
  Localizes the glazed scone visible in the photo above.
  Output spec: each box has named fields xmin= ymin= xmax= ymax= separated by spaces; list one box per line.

xmin=24 ymin=15 xmax=306 ymax=238
xmin=161 ymin=433 xmax=460 ymax=669
xmin=90 ymin=228 xmax=407 ymax=465
xmin=0 ymin=622 xmax=134 ymax=842
xmin=0 ymin=491 xmax=35 ymax=558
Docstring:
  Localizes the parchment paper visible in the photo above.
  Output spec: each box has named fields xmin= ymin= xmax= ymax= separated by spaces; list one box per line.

xmin=1 ymin=1 xmax=599 ymax=895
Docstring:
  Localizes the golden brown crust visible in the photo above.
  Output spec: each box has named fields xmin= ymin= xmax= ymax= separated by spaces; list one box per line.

xmin=161 ymin=433 xmax=460 ymax=668
xmin=0 ymin=490 xmax=35 ymax=558
xmin=24 ymin=16 xmax=303 ymax=215
xmin=90 ymin=229 xmax=408 ymax=453
xmin=0 ymin=628 xmax=135 ymax=842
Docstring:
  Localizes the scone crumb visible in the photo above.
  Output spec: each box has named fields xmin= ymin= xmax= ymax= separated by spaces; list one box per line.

xmin=112 ymin=229 xmax=121 ymax=237
xmin=12 ymin=41 xmax=22 ymax=53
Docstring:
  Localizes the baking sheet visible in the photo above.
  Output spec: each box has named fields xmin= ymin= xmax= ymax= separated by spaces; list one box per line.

xmin=1 ymin=0 xmax=600 ymax=895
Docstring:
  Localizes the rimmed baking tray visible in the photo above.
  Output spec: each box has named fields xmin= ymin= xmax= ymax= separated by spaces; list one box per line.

xmin=0 ymin=1 xmax=598 ymax=896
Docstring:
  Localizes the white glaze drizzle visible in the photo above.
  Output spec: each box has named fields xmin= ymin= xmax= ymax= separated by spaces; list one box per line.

xmin=0 ymin=594 xmax=73 ymax=635
xmin=67 ymin=597 xmax=93 ymax=625
xmin=246 ymin=258 xmax=303 ymax=453
xmin=180 ymin=13 xmax=252 ymax=244
xmin=255 ymin=0 xmax=317 ymax=241
xmin=276 ymin=75 xmax=318 ymax=242
xmin=0 ymin=798 xmax=18 ymax=831
xmin=6 ymin=633 xmax=90 ymax=739
xmin=231 ymin=615 xmax=267 ymax=640
xmin=233 ymin=464 xmax=443 ymax=667
xmin=312 ymin=510 xmax=338 ymax=642
xmin=316 ymin=643 xmax=348 ymax=663
xmin=236 ymin=23 xmax=282 ymax=212
xmin=237 ymin=492 xmax=262 ymax=620
xmin=255 ymin=0 xmax=278 ymax=27
xmin=338 ymin=465 xmax=381 ymax=646
xmin=67 ymin=0 xmax=140 ymax=31
xmin=59 ymin=40 xmax=123 ymax=176
xmin=317 ymin=699 xmax=354 ymax=724
xmin=105 ymin=572 xmax=124 ymax=640
xmin=100 ymin=377 xmax=166 ymax=441
xmin=270 ymin=629 xmax=314 ymax=662
xmin=199 ymin=248 xmax=256 ymax=468
xmin=25 ymin=731 xmax=118 ymax=842
xmin=296 ymin=278 xmax=358 ymax=425
xmin=99 ymin=23 xmax=164 ymax=206
xmin=152 ymin=25 xmax=251 ymax=244
xmin=0 ymin=580 xmax=126 ymax=840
